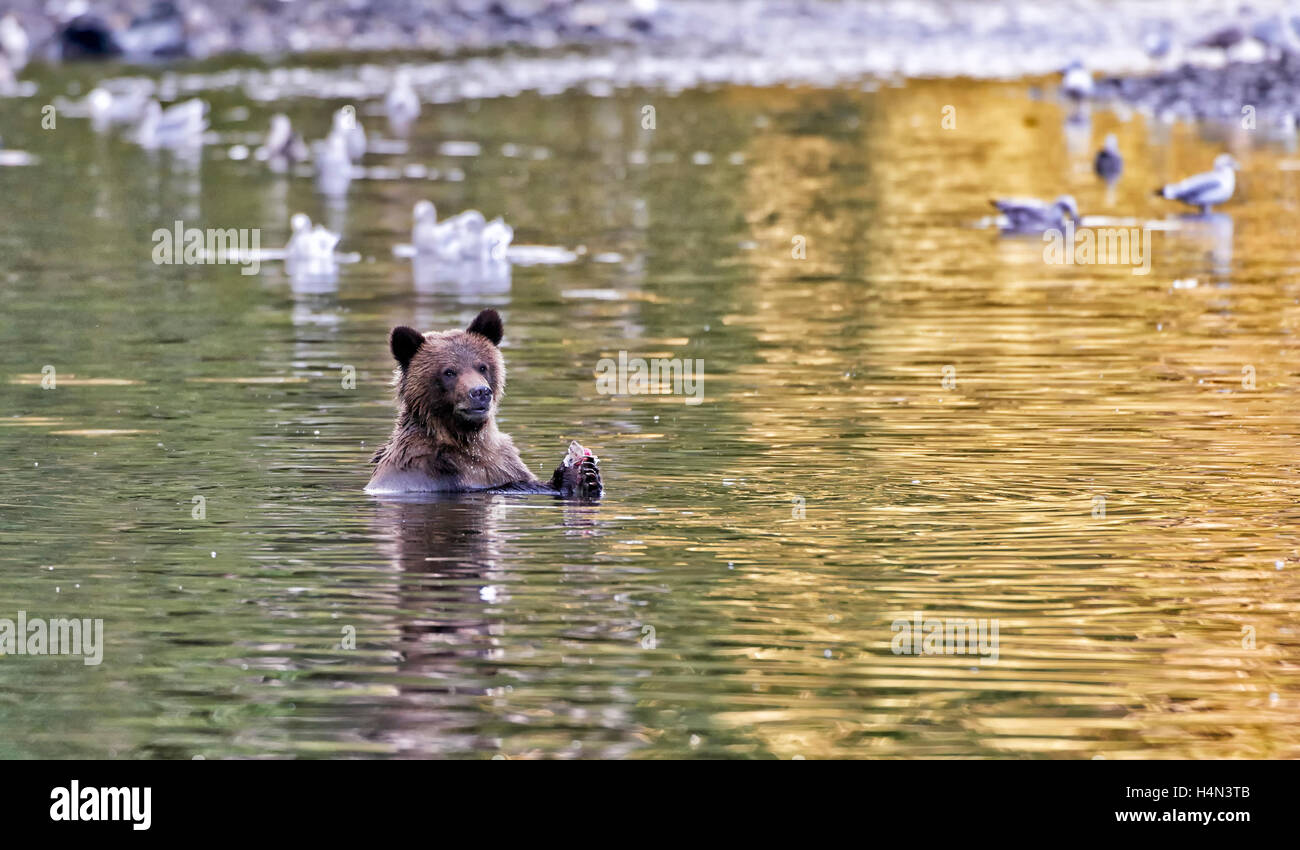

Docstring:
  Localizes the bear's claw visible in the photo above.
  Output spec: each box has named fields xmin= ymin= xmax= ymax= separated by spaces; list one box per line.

xmin=551 ymin=441 xmax=602 ymax=499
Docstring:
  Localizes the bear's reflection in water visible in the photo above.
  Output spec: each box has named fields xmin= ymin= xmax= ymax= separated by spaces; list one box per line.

xmin=364 ymin=492 xmax=609 ymax=755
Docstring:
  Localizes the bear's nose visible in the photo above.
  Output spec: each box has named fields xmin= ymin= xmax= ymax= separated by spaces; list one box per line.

xmin=469 ymin=385 xmax=492 ymax=405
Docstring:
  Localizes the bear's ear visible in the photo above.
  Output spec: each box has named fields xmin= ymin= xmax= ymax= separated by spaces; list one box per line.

xmin=390 ymin=326 xmax=426 ymax=369
xmin=466 ymin=309 xmax=503 ymax=346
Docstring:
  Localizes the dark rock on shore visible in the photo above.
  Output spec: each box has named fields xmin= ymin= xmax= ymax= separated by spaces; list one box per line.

xmin=59 ymin=15 xmax=122 ymax=61
xmin=14 ymin=0 xmax=669 ymax=65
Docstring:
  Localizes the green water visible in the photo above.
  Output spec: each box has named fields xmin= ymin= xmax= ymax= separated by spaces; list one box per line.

xmin=0 ymin=62 xmax=1297 ymax=758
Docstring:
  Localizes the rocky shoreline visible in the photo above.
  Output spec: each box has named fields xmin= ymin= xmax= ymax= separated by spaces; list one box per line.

xmin=6 ymin=0 xmax=1300 ymax=128
xmin=12 ymin=1 xmax=666 ymax=64
xmin=0 ymin=1 xmax=1294 ymax=77
xmin=1097 ymin=53 xmax=1300 ymax=128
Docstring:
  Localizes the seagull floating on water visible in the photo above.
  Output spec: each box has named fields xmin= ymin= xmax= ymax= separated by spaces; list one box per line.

xmin=87 ymin=86 xmax=149 ymax=130
xmin=447 ymin=209 xmax=487 ymax=259
xmin=330 ymin=107 xmax=366 ymax=161
xmin=256 ymin=114 xmax=308 ymax=165
xmin=409 ymin=201 xmax=514 ymax=262
xmin=135 ymin=98 xmax=208 ymax=149
xmin=1061 ymin=61 xmax=1093 ymax=101
xmin=990 ymin=195 xmax=1080 ymax=232
xmin=286 ymin=213 xmax=340 ymax=266
xmin=1155 ymin=154 xmax=1240 ymax=214
xmin=411 ymin=200 xmax=457 ymax=257
xmin=413 ymin=203 xmax=483 ymax=259
xmin=385 ymin=69 xmax=421 ymax=131
xmin=1094 ymin=134 xmax=1123 ymax=181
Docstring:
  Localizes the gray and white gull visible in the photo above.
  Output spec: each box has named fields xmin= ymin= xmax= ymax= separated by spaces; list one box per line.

xmin=1155 ymin=154 xmax=1240 ymax=214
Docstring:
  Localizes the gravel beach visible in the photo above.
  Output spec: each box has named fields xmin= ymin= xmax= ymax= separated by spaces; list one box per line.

xmin=1 ymin=1 xmax=1297 ymax=79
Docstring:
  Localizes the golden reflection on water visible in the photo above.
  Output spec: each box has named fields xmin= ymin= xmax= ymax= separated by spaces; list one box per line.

xmin=698 ymin=80 xmax=1300 ymax=758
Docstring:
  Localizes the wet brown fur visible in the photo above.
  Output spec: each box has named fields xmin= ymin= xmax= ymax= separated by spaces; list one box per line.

xmin=367 ymin=311 xmax=545 ymax=492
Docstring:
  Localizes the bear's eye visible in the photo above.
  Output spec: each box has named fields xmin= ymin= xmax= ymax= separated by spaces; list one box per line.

xmin=442 ymin=368 xmax=457 ymax=378
xmin=477 ymin=364 xmax=489 ymax=376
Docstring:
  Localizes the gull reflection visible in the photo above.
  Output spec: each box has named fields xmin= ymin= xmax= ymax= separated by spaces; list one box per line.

xmin=1064 ymin=104 xmax=1091 ymax=158
xmin=1169 ymin=212 xmax=1234 ymax=280
xmin=411 ymin=255 xmax=512 ymax=295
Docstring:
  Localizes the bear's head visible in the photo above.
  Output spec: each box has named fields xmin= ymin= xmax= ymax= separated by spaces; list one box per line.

xmin=389 ymin=309 xmax=506 ymax=432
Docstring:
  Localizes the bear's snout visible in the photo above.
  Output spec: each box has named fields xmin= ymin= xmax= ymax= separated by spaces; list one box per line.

xmin=453 ymin=381 xmax=494 ymax=425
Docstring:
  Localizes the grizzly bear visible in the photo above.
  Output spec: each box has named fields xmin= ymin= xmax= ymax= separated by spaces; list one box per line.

xmin=366 ymin=309 xmax=603 ymax=498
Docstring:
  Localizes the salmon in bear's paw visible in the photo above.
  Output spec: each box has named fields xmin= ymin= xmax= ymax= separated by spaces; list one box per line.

xmin=366 ymin=309 xmax=603 ymax=499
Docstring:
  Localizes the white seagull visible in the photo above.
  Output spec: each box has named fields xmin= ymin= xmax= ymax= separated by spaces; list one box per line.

xmin=1061 ymin=61 xmax=1093 ymax=101
xmin=1155 ymin=154 xmax=1240 ymax=214
xmin=136 ymin=98 xmax=208 ymax=149
xmin=87 ymin=86 xmax=150 ymax=130
xmin=331 ymin=107 xmax=366 ymax=161
xmin=384 ymin=69 xmax=421 ymax=131
xmin=286 ymin=213 xmax=340 ymax=268
xmin=448 ymin=209 xmax=487 ymax=259
xmin=411 ymin=200 xmax=461 ymax=257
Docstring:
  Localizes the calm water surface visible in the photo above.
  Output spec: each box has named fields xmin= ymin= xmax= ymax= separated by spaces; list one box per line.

xmin=1 ymin=62 xmax=1298 ymax=758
